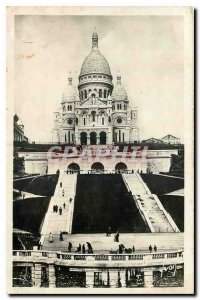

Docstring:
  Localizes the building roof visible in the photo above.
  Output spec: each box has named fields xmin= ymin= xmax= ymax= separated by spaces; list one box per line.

xmin=112 ymin=75 xmax=128 ymax=101
xmin=80 ymin=32 xmax=112 ymax=77
xmin=144 ymin=137 xmax=164 ymax=143
xmin=61 ymin=77 xmax=77 ymax=103
xmin=162 ymin=134 xmax=179 ymax=140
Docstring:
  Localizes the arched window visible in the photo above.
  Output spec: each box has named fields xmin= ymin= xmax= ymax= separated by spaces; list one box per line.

xmin=81 ymin=91 xmax=83 ymax=100
xmin=84 ymin=90 xmax=87 ymax=99
xmin=99 ymin=89 xmax=102 ymax=98
xmin=84 ymin=118 xmax=86 ymax=125
xmin=70 ymin=105 xmax=72 ymax=111
xmin=91 ymin=111 xmax=96 ymax=122
xmin=123 ymin=133 xmax=125 ymax=142
xmin=102 ymin=117 xmax=104 ymax=125
xmin=63 ymin=106 xmax=66 ymax=112
xmin=68 ymin=131 xmax=70 ymax=143
xmin=104 ymin=89 xmax=107 ymax=98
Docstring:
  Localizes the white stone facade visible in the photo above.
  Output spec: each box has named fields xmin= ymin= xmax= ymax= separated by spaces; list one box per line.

xmin=53 ymin=32 xmax=139 ymax=145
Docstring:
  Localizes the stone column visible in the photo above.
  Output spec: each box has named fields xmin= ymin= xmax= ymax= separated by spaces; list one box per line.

xmin=48 ymin=264 xmax=56 ymax=287
xmin=102 ymin=271 xmax=108 ymax=287
xmin=119 ymin=270 xmax=126 ymax=288
xmin=144 ymin=268 xmax=153 ymax=288
xmin=87 ymin=133 xmax=90 ymax=145
xmin=108 ymin=270 xmax=118 ymax=288
xmin=33 ymin=263 xmax=42 ymax=287
xmin=97 ymin=133 xmax=100 ymax=145
xmin=86 ymin=270 xmax=94 ymax=288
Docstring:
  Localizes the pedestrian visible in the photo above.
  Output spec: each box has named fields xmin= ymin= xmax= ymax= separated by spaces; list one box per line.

xmin=76 ymin=244 xmax=81 ymax=253
xmin=69 ymin=197 xmax=73 ymax=203
xmin=59 ymin=231 xmax=63 ymax=241
xmin=38 ymin=241 xmax=42 ymax=250
xmin=108 ymin=227 xmax=112 ymax=236
xmin=63 ymin=202 xmax=66 ymax=209
xmin=68 ymin=242 xmax=72 ymax=252
xmin=82 ymin=244 xmax=86 ymax=254
xmin=49 ymin=232 xmax=53 ymax=243
xmin=132 ymin=245 xmax=135 ymax=253
xmin=149 ymin=245 xmax=152 ymax=253
xmin=55 ymin=205 xmax=58 ymax=213
xmin=118 ymin=244 xmax=123 ymax=254
xmin=154 ymin=245 xmax=157 ymax=252
xmin=60 ymin=182 xmax=62 ymax=188
xmin=116 ymin=231 xmax=119 ymax=242
xmin=53 ymin=205 xmax=55 ymax=212
xmin=59 ymin=207 xmax=62 ymax=215
xmin=86 ymin=242 xmax=93 ymax=253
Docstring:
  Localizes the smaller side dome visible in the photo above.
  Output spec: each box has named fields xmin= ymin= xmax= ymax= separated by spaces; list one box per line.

xmin=112 ymin=74 xmax=128 ymax=101
xmin=62 ymin=76 xmax=77 ymax=103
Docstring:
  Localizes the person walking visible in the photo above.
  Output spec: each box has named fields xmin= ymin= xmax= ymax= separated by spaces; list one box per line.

xmin=149 ymin=245 xmax=152 ymax=253
xmin=76 ymin=244 xmax=81 ymax=253
xmin=82 ymin=244 xmax=86 ymax=254
xmin=63 ymin=202 xmax=66 ymax=209
xmin=69 ymin=197 xmax=73 ymax=203
xmin=108 ymin=227 xmax=112 ymax=236
xmin=60 ymin=182 xmax=62 ymax=188
xmin=116 ymin=231 xmax=119 ymax=242
xmin=68 ymin=242 xmax=72 ymax=252
xmin=49 ymin=232 xmax=53 ymax=243
xmin=154 ymin=245 xmax=157 ymax=252
xmin=59 ymin=231 xmax=63 ymax=241
xmin=132 ymin=245 xmax=135 ymax=253
xmin=53 ymin=205 xmax=55 ymax=212
xmin=59 ymin=207 xmax=62 ymax=215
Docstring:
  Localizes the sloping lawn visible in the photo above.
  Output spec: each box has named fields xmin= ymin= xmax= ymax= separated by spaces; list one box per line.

xmin=72 ymin=174 xmax=148 ymax=234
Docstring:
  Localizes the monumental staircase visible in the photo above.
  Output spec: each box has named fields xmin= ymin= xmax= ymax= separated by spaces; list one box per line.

xmin=122 ymin=173 xmax=179 ymax=233
xmin=40 ymin=172 xmax=77 ymax=245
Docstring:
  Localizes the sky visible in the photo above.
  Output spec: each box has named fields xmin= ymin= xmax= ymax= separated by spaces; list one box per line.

xmin=15 ymin=15 xmax=184 ymax=143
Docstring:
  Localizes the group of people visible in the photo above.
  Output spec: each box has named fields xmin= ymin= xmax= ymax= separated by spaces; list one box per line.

xmin=67 ymin=242 xmax=93 ymax=254
xmin=149 ymin=244 xmax=157 ymax=253
xmin=52 ymin=204 xmax=64 ymax=215
xmin=117 ymin=244 xmax=136 ymax=254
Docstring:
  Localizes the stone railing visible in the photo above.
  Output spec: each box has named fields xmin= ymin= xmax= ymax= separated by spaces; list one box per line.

xmin=13 ymin=250 xmax=184 ymax=268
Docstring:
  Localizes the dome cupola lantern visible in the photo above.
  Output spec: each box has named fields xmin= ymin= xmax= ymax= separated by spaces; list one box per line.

xmin=92 ymin=31 xmax=98 ymax=49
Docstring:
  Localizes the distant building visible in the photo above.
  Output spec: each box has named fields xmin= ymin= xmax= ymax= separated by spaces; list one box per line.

xmin=161 ymin=134 xmax=180 ymax=145
xmin=14 ymin=114 xmax=28 ymax=142
xmin=143 ymin=138 xmax=164 ymax=144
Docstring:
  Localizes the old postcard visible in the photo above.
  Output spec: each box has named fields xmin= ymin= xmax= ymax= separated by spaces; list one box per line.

xmin=7 ymin=6 xmax=194 ymax=294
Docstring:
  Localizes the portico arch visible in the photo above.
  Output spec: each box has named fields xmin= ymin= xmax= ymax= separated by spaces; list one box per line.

xmin=91 ymin=162 xmax=104 ymax=172
xmin=115 ymin=162 xmax=128 ymax=171
xmin=80 ymin=132 xmax=87 ymax=145
xmin=67 ymin=163 xmax=80 ymax=172
xmin=90 ymin=132 xmax=97 ymax=145
xmin=100 ymin=131 xmax=107 ymax=145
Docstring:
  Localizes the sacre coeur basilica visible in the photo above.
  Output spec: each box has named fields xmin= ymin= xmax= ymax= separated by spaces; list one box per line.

xmin=52 ymin=31 xmax=139 ymax=145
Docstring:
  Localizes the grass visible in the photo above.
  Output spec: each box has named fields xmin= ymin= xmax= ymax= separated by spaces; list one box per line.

xmin=72 ymin=174 xmax=148 ymax=234
xmin=13 ymin=174 xmax=58 ymax=197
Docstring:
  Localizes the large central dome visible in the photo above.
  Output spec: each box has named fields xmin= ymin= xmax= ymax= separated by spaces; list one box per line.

xmin=80 ymin=32 xmax=112 ymax=77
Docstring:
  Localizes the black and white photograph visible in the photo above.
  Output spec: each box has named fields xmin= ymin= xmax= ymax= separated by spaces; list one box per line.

xmin=6 ymin=6 xmax=194 ymax=294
